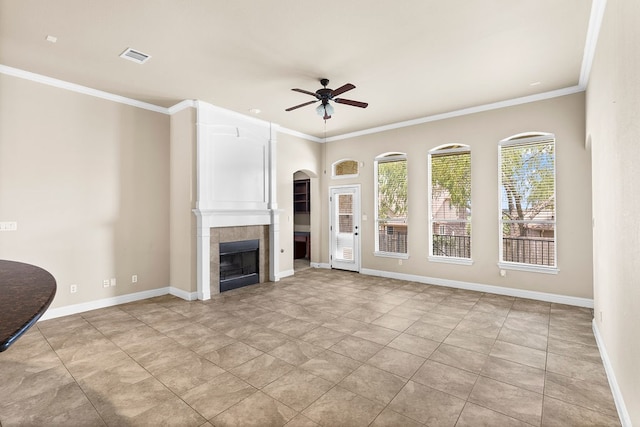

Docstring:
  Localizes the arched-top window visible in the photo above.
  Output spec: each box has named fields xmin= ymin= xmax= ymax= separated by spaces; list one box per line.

xmin=374 ymin=152 xmax=408 ymax=256
xmin=428 ymin=144 xmax=471 ymax=262
xmin=499 ymin=132 xmax=557 ymax=270
xmin=332 ymin=159 xmax=359 ymax=178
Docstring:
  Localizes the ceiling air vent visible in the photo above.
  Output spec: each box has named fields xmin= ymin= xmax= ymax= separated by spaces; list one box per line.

xmin=119 ymin=47 xmax=151 ymax=64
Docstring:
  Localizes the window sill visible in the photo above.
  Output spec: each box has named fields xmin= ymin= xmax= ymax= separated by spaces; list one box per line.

xmin=374 ymin=251 xmax=410 ymax=260
xmin=497 ymin=262 xmax=559 ymax=275
xmin=429 ymin=256 xmax=473 ymax=266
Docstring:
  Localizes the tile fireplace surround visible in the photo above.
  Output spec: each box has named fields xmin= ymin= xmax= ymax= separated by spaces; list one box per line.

xmin=210 ymin=225 xmax=270 ymax=295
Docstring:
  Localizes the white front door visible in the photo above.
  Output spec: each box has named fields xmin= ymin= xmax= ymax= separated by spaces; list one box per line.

xmin=330 ymin=186 xmax=361 ymax=272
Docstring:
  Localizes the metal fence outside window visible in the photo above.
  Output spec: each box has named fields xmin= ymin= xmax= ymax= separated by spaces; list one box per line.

xmin=502 ymin=236 xmax=555 ymax=266
xmin=433 ymin=234 xmax=471 ymax=258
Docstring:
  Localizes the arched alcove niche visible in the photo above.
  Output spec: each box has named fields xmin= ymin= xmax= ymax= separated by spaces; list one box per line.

xmin=293 ymin=169 xmax=318 ymax=271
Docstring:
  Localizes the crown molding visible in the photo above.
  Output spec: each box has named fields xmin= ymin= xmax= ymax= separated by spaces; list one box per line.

xmin=325 ymin=85 xmax=585 ymax=142
xmin=195 ymin=100 xmax=273 ymax=129
xmin=167 ymin=99 xmax=196 ymax=114
xmin=316 ymin=0 xmax=607 ymax=143
xmin=0 ymin=64 xmax=169 ymax=114
xmin=0 ymin=63 xmax=587 ymax=143
xmin=580 ymin=0 xmax=608 ymax=87
xmin=277 ymin=126 xmax=324 ymax=143
xmin=2 ymin=0 xmax=606 ymax=144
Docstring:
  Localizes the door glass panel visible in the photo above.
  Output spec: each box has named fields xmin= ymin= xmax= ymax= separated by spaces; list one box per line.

xmin=335 ymin=193 xmax=354 ymax=261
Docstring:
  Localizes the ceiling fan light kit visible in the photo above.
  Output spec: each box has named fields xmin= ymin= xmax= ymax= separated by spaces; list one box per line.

xmin=316 ymin=102 xmax=334 ymax=117
xmin=286 ymin=78 xmax=368 ymax=120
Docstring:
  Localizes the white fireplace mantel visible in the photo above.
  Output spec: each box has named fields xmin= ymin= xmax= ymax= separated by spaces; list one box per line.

xmin=193 ymin=101 xmax=280 ymax=300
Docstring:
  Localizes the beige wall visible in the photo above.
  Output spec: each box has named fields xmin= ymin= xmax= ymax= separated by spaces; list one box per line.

xmin=0 ymin=70 xmax=594 ymax=311
xmin=587 ymin=0 xmax=639 ymax=423
xmin=276 ymin=133 xmax=322 ymax=274
xmin=0 ymin=73 xmax=170 ymax=308
xmin=169 ymin=107 xmax=197 ymax=294
xmin=322 ymin=93 xmax=593 ymax=299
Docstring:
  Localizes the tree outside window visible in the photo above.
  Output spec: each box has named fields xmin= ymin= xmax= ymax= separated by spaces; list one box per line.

xmin=375 ymin=154 xmax=408 ymax=254
xmin=499 ymin=134 xmax=556 ymax=267
xmin=429 ymin=145 xmax=471 ymax=259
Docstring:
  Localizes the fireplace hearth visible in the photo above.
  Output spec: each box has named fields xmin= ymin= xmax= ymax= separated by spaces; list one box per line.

xmin=219 ymin=239 xmax=260 ymax=292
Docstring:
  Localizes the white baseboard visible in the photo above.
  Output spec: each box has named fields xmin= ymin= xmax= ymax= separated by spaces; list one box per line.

xmin=169 ymin=286 xmax=199 ymax=301
xmin=360 ymin=268 xmax=594 ymax=308
xmin=39 ymin=285 xmax=201 ymax=320
xmin=277 ymin=269 xmax=295 ymax=279
xmin=592 ymin=321 xmax=632 ymax=427
xmin=39 ymin=287 xmax=171 ymax=320
xmin=310 ymin=262 xmax=331 ymax=269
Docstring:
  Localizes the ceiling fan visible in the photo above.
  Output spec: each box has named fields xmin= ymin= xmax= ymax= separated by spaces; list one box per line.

xmin=285 ymin=78 xmax=368 ymax=120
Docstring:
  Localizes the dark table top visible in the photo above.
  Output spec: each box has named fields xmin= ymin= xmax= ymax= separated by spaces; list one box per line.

xmin=0 ymin=260 xmax=56 ymax=352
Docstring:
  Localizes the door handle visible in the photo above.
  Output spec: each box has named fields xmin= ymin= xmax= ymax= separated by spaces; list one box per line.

xmin=354 ymin=232 xmax=358 ymax=236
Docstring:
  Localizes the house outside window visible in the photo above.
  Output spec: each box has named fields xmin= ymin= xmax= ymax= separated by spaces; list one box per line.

xmin=429 ymin=145 xmax=471 ymax=263
xmin=499 ymin=133 xmax=557 ymax=272
xmin=332 ymin=159 xmax=359 ymax=178
xmin=375 ymin=153 xmax=408 ymax=256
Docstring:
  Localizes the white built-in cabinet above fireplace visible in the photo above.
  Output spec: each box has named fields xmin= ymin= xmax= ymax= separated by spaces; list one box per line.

xmin=195 ymin=101 xmax=276 ymax=218
xmin=193 ymin=101 xmax=280 ymax=300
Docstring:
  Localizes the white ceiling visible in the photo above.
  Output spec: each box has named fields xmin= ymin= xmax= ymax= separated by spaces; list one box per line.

xmin=0 ymin=0 xmax=594 ymax=138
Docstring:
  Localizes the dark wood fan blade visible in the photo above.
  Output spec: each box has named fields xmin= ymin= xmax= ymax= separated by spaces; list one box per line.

xmin=331 ymin=83 xmax=355 ymax=97
xmin=292 ymin=88 xmax=319 ymax=98
xmin=285 ymin=100 xmax=318 ymax=111
xmin=324 ymin=114 xmax=332 ymax=120
xmin=334 ymin=98 xmax=368 ymax=108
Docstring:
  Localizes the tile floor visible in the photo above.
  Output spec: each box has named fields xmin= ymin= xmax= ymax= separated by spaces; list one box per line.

xmin=293 ymin=258 xmax=311 ymax=272
xmin=0 ymin=268 xmax=621 ymax=426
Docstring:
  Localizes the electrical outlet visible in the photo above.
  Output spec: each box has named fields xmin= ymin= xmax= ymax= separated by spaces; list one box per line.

xmin=0 ymin=221 xmax=17 ymax=231
xmin=110 ymin=278 xmax=117 ymax=287
xmin=398 ymin=259 xmax=403 ymax=266
xmin=131 ymin=275 xmax=138 ymax=283
xmin=103 ymin=279 xmax=110 ymax=288
xmin=70 ymin=284 xmax=77 ymax=293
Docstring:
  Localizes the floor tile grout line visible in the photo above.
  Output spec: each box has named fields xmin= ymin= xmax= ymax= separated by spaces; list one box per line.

xmin=37 ymin=317 xmax=135 ymax=427
xmin=458 ymin=400 xmax=541 ymax=427
xmin=84 ymin=309 xmax=207 ymax=419
xmin=117 ymin=308 xmax=277 ymax=424
xmin=41 ymin=338 xmax=96 ymax=420
xmin=20 ymin=270 xmax=614 ymax=426
xmin=81 ymin=306 xmax=257 ymax=425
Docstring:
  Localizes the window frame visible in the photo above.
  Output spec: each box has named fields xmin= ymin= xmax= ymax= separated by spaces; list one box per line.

xmin=374 ymin=152 xmax=409 ymax=259
xmin=498 ymin=133 xmax=559 ymax=274
xmin=428 ymin=144 xmax=473 ymax=265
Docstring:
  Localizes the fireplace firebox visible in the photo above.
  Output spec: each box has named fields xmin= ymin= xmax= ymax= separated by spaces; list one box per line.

xmin=219 ymin=239 xmax=260 ymax=292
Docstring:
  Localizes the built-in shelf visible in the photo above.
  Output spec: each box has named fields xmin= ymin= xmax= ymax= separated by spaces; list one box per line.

xmin=294 ymin=179 xmax=310 ymax=213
